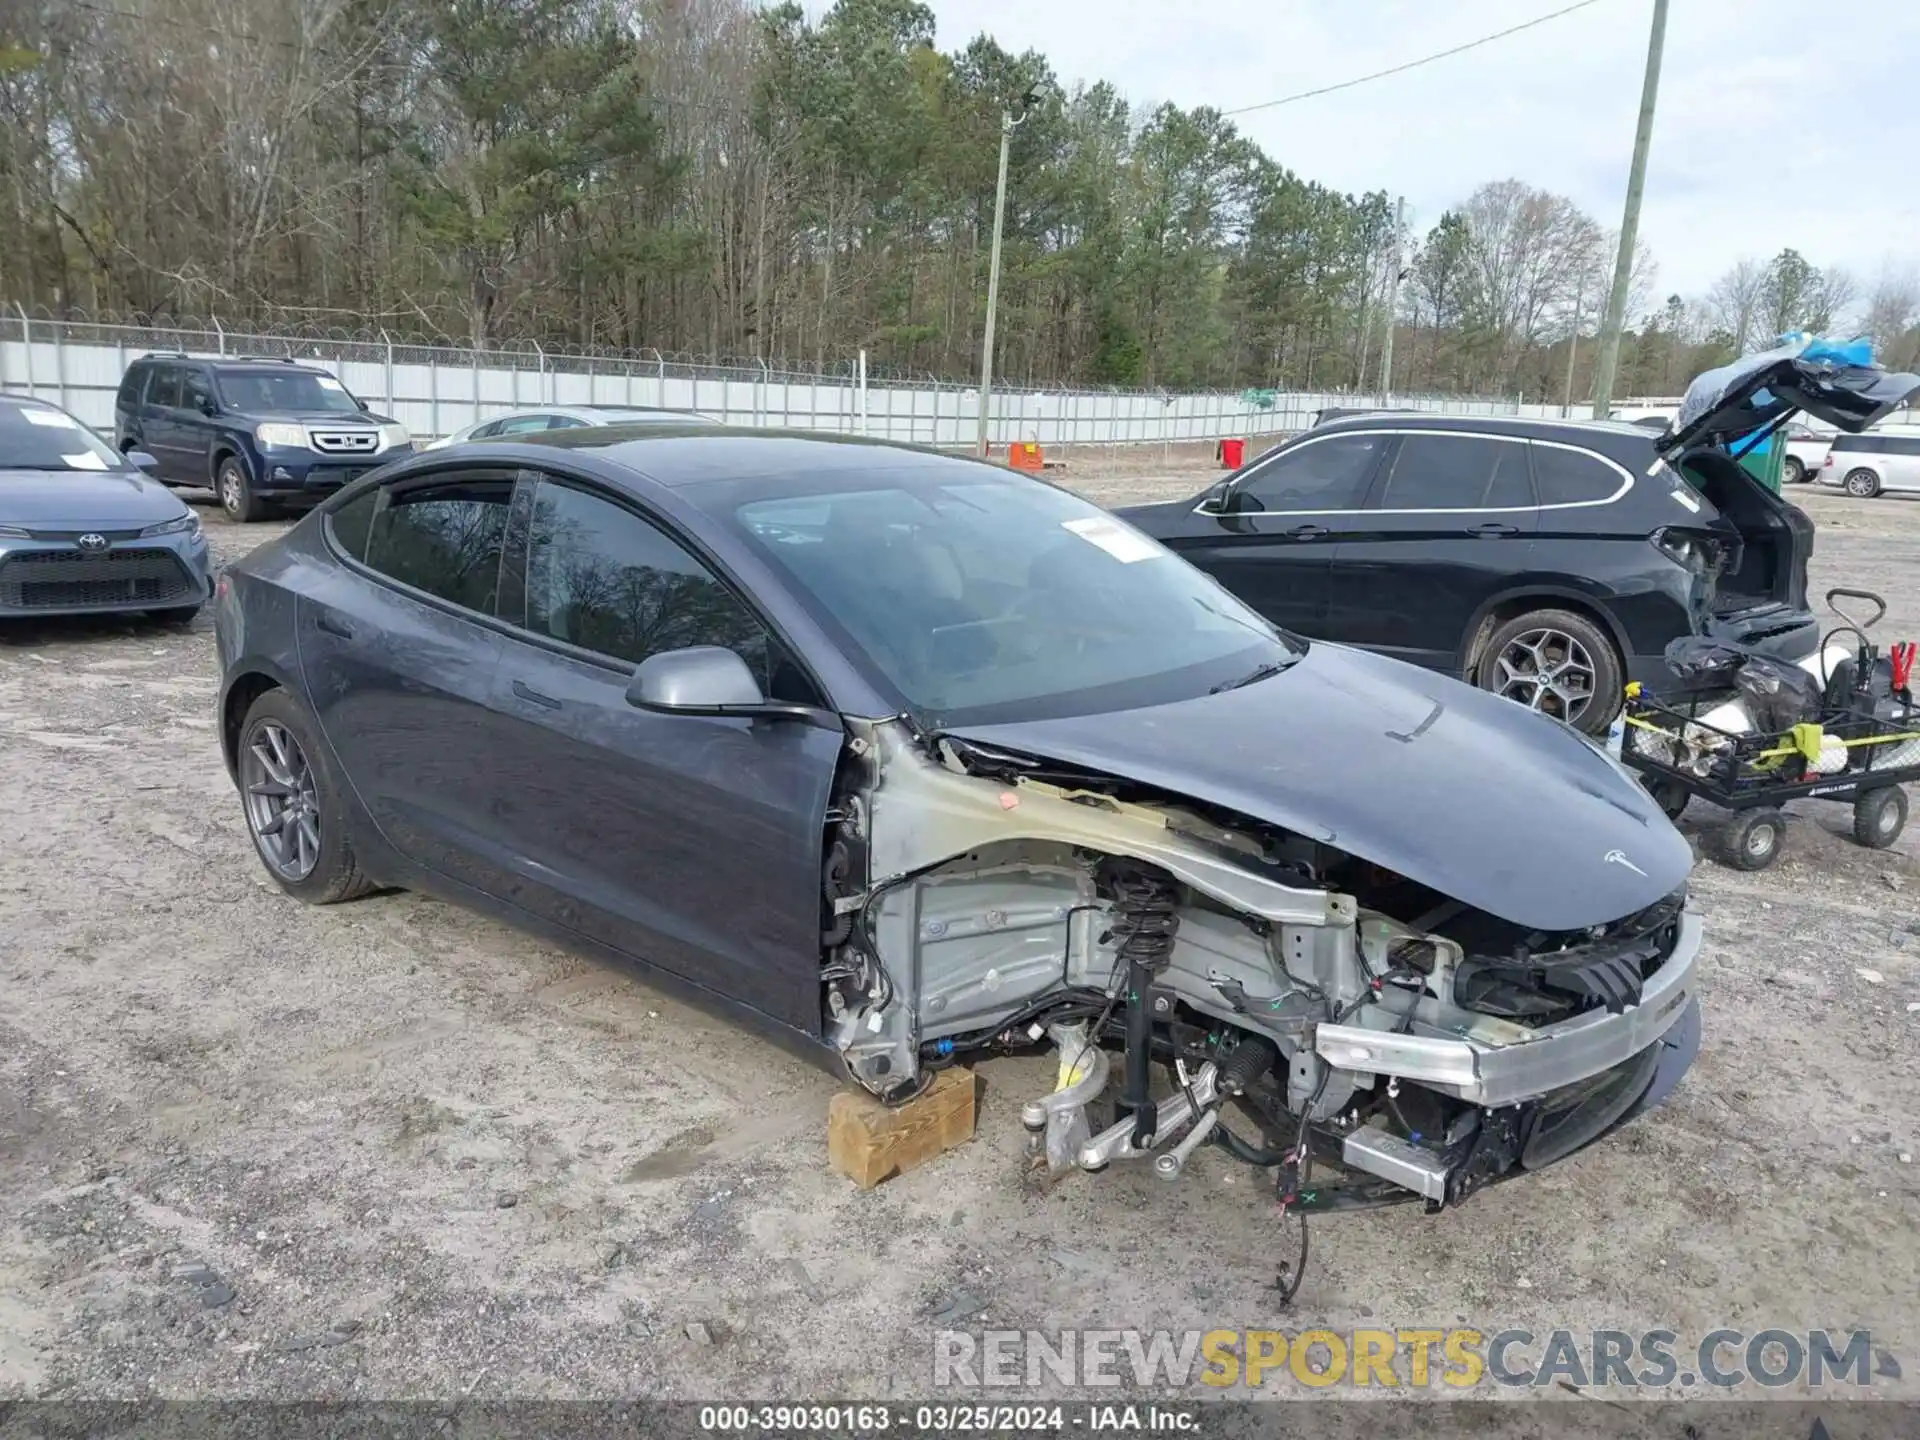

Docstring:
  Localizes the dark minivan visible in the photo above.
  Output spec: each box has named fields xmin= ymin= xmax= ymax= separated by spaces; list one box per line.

xmin=115 ymin=355 xmax=413 ymax=522
xmin=1122 ymin=352 xmax=1920 ymax=733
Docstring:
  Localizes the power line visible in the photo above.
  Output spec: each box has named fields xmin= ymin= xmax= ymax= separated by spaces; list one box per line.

xmin=1221 ymin=0 xmax=1608 ymax=118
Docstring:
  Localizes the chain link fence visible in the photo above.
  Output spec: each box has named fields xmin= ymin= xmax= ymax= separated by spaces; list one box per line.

xmin=0 ymin=305 xmax=1542 ymax=450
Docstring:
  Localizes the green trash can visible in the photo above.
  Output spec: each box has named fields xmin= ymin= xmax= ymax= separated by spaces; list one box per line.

xmin=1730 ymin=426 xmax=1784 ymax=493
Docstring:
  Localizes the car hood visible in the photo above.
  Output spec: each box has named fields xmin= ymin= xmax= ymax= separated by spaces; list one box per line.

xmin=248 ymin=409 xmax=392 ymax=426
xmin=942 ymin=643 xmax=1692 ymax=933
xmin=0 ymin=469 xmax=189 ymax=527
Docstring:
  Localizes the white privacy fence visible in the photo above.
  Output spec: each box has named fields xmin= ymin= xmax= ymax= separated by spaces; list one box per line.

xmin=0 ymin=309 xmax=1563 ymax=449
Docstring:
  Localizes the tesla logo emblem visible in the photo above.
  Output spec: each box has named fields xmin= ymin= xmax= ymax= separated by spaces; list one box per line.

xmin=1605 ymin=849 xmax=1648 ymax=877
xmin=76 ymin=533 xmax=109 ymax=552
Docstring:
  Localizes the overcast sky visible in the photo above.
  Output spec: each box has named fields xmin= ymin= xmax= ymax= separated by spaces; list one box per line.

xmin=907 ymin=0 xmax=1920 ymax=302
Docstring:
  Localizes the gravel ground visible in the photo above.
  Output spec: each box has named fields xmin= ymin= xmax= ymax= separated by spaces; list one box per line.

xmin=0 ymin=465 xmax=1915 ymax=1412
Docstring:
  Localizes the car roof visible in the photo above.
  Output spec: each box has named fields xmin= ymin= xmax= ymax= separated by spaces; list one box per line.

xmin=485 ymin=424 xmax=990 ymax=490
xmin=1309 ymin=410 xmax=1661 ymax=455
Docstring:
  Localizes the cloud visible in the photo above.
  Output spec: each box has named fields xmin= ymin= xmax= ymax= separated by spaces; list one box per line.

xmin=917 ymin=0 xmax=1920 ymax=299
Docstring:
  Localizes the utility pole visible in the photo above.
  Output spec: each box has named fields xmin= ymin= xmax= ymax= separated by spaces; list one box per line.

xmin=1590 ymin=0 xmax=1668 ymax=419
xmin=976 ymin=88 xmax=1041 ymax=457
xmin=1377 ymin=195 xmax=1406 ymax=401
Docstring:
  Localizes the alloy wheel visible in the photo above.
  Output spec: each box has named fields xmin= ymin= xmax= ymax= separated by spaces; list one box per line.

xmin=1845 ymin=470 xmax=1879 ymax=498
xmin=242 ymin=720 xmax=321 ymax=881
xmin=221 ymin=466 xmax=244 ymax=515
xmin=1493 ymin=627 xmax=1596 ymax=723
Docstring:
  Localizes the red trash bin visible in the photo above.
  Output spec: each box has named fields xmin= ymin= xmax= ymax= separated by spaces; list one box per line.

xmin=1218 ymin=437 xmax=1246 ymax=469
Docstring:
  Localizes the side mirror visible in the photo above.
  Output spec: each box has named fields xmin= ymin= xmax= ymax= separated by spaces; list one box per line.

xmin=1196 ymin=478 xmax=1234 ymax=515
xmin=199 ymin=397 xmax=218 ymax=416
xmin=625 ymin=645 xmax=831 ymax=726
xmin=126 ymin=450 xmax=160 ymax=474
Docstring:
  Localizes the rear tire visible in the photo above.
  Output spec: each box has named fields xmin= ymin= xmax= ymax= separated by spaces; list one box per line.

xmin=1643 ymin=775 xmax=1690 ymax=822
xmin=1844 ymin=468 xmax=1882 ymax=499
xmin=1783 ymin=457 xmax=1805 ymax=485
xmin=237 ymin=688 xmax=376 ymax=905
xmin=1852 ymin=786 xmax=1907 ymax=850
xmin=217 ymin=454 xmax=270 ymax=523
xmin=1716 ymin=808 xmax=1784 ymax=871
xmin=1475 ymin=607 xmax=1624 ymax=735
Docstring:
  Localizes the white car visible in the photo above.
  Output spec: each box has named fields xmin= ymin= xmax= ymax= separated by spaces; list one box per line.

xmin=420 ymin=404 xmax=718 ymax=450
xmin=1815 ymin=425 xmax=1920 ymax=497
xmin=1780 ymin=422 xmax=1833 ymax=484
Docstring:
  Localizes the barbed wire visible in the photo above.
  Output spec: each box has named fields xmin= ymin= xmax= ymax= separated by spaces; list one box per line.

xmin=0 ymin=303 xmax=1527 ymax=407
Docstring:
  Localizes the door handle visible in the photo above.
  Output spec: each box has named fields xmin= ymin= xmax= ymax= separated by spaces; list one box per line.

xmin=511 ymin=679 xmax=562 ymax=710
xmin=1286 ymin=524 xmax=1329 ymax=541
xmin=1468 ymin=523 xmax=1520 ymax=538
xmin=314 ymin=612 xmax=354 ymax=639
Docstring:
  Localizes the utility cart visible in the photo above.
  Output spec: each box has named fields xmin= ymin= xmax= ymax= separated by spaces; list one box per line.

xmin=1614 ymin=589 xmax=1920 ymax=870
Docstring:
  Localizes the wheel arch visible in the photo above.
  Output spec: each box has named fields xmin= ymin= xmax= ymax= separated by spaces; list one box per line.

xmin=1457 ymin=585 xmax=1631 ymax=680
xmin=220 ymin=664 xmax=295 ymax=781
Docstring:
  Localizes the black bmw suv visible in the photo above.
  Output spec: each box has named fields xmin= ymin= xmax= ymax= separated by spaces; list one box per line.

xmin=115 ymin=355 xmax=413 ymax=522
xmin=1122 ymin=353 xmax=1920 ymax=733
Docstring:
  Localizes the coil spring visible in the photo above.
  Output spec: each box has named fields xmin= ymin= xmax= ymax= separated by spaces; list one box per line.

xmin=1098 ymin=860 xmax=1181 ymax=972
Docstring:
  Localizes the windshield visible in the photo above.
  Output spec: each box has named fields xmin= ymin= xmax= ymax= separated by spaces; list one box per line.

xmin=215 ymin=369 xmax=362 ymax=414
xmin=0 ymin=400 xmax=127 ymax=472
xmin=728 ymin=469 xmax=1301 ymax=725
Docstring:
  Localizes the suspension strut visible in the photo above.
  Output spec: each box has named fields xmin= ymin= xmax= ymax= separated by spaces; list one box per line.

xmin=1097 ymin=859 xmax=1181 ymax=1147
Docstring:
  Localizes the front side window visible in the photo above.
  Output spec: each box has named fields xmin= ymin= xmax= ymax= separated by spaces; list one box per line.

xmin=522 ymin=480 xmax=782 ymax=689
xmin=215 ymin=368 xmax=361 ymax=414
xmin=181 ymin=369 xmax=213 ymax=413
xmin=1376 ymin=434 xmax=1533 ymax=510
xmin=1235 ymin=434 xmax=1387 ymax=513
xmin=361 ymin=479 xmax=512 ymax=613
xmin=725 ymin=470 xmax=1300 ymax=725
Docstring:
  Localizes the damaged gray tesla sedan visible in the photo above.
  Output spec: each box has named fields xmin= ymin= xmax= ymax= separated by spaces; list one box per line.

xmin=214 ymin=426 xmax=1700 ymax=1216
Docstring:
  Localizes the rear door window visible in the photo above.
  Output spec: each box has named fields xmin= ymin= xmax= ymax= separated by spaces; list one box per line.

xmin=146 ymin=366 xmax=182 ymax=410
xmin=1373 ymin=433 xmax=1533 ymax=510
xmin=360 ymin=477 xmax=514 ymax=615
xmin=1235 ymin=433 xmax=1388 ymax=513
xmin=1530 ymin=444 xmax=1625 ymax=507
xmin=496 ymin=414 xmax=559 ymax=435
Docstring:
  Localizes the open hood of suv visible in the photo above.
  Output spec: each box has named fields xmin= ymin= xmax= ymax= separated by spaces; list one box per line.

xmin=1658 ymin=343 xmax=1920 ymax=458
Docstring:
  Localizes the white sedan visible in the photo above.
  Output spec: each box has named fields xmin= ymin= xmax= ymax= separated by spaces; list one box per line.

xmin=420 ymin=404 xmax=717 ymax=450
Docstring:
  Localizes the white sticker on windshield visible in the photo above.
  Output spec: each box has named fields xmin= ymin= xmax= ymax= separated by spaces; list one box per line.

xmin=1062 ymin=515 xmax=1163 ymax=564
xmin=1670 ymin=488 xmax=1701 ymax=513
xmin=22 ymin=409 xmax=78 ymax=428
xmin=316 ymin=376 xmax=345 ymax=391
xmin=61 ymin=451 xmax=108 ymax=470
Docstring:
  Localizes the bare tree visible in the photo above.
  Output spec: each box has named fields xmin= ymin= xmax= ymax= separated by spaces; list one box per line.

xmin=1705 ymin=258 xmax=1765 ymax=353
xmin=1865 ymin=267 xmax=1920 ymax=370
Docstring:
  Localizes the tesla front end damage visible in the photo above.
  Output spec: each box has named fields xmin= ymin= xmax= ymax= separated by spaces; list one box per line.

xmin=818 ymin=716 xmax=1701 ymax=1221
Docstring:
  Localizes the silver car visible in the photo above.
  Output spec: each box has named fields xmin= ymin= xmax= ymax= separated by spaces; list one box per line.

xmin=1780 ymin=422 xmax=1832 ymax=484
xmin=420 ymin=404 xmax=717 ymax=450
xmin=1817 ymin=426 xmax=1920 ymax=497
xmin=0 ymin=393 xmax=213 ymax=621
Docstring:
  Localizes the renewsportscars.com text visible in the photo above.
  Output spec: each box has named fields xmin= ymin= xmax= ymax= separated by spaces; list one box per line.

xmin=933 ymin=1327 xmax=1880 ymax=1390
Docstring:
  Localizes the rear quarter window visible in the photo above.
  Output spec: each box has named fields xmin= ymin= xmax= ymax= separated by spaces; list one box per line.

xmin=1530 ymin=444 xmax=1624 ymax=506
xmin=116 ymin=365 xmax=149 ymax=407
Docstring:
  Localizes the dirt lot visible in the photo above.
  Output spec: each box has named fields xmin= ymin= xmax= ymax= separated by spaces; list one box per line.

xmin=1 ymin=462 xmax=1916 ymax=1413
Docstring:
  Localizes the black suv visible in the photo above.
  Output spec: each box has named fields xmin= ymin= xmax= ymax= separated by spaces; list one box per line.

xmin=1122 ymin=353 xmax=1920 ymax=733
xmin=115 ymin=355 xmax=413 ymax=522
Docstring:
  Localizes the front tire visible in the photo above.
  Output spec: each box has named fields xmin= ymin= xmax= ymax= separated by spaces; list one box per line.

xmin=1853 ymin=786 xmax=1907 ymax=850
xmin=1717 ymin=808 xmax=1784 ymax=871
xmin=1475 ymin=607 xmax=1623 ymax=734
xmin=1844 ymin=468 xmax=1882 ymax=499
xmin=217 ymin=454 xmax=270 ymax=523
xmin=238 ymin=688 xmax=375 ymax=904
